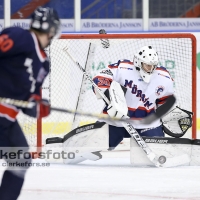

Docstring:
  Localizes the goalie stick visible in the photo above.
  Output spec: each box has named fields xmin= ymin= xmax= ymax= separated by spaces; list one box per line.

xmin=63 ymin=47 xmax=190 ymax=168
xmin=71 ymin=29 xmax=109 ymax=129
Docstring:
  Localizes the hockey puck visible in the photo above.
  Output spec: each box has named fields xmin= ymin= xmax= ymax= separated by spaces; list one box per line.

xmin=99 ymin=29 xmax=106 ymax=34
xmin=158 ymin=156 xmax=166 ymax=164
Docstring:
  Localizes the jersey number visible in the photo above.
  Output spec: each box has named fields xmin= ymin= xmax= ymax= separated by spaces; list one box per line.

xmin=0 ymin=34 xmax=14 ymax=52
xmin=24 ymin=58 xmax=36 ymax=93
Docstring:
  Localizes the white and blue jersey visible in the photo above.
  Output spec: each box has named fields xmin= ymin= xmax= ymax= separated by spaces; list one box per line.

xmin=93 ymin=59 xmax=174 ymax=129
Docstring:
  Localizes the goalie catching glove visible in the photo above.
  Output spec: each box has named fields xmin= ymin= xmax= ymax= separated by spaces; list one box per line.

xmin=22 ymin=94 xmax=50 ymax=118
xmin=161 ymin=106 xmax=193 ymax=138
xmin=106 ymin=81 xmax=128 ymax=119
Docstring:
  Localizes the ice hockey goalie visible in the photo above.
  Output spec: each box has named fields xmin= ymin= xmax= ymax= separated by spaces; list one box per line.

xmin=45 ymin=90 xmax=198 ymax=167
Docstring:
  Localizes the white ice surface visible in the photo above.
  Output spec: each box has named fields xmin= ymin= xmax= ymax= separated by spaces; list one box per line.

xmin=0 ymin=150 xmax=200 ymax=200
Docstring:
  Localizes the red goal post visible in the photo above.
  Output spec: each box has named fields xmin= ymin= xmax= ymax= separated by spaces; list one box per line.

xmin=17 ymin=33 xmax=197 ymax=152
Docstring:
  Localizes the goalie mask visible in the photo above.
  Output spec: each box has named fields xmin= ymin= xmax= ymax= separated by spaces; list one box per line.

xmin=161 ymin=106 xmax=193 ymax=138
xmin=134 ymin=46 xmax=158 ymax=83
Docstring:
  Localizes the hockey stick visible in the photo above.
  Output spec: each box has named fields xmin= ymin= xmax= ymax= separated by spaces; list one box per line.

xmin=71 ymin=38 xmax=98 ymax=129
xmin=69 ymin=29 xmax=109 ymax=129
xmin=0 ymin=96 xmax=175 ymax=124
xmin=0 ymin=97 xmax=134 ymax=122
xmin=64 ymin=48 xmax=190 ymax=167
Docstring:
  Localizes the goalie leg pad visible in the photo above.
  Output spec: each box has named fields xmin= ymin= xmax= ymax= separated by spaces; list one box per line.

xmin=45 ymin=137 xmax=64 ymax=163
xmin=63 ymin=122 xmax=109 ymax=164
xmin=130 ymin=137 xmax=191 ymax=167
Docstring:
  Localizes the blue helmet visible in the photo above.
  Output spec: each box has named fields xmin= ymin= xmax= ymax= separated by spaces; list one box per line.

xmin=30 ymin=7 xmax=61 ymax=39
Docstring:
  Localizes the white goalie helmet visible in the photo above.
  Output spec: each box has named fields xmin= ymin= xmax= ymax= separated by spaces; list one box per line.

xmin=134 ymin=46 xmax=159 ymax=83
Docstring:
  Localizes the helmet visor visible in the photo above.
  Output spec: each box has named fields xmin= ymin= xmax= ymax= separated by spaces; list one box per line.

xmin=48 ymin=21 xmax=61 ymax=40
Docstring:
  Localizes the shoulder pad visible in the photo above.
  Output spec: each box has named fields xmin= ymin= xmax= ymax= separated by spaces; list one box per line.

xmin=108 ymin=59 xmax=132 ymax=69
xmin=156 ymin=66 xmax=173 ymax=80
xmin=156 ymin=66 xmax=168 ymax=71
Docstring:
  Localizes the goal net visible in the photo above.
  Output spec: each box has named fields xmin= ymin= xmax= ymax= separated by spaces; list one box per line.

xmin=17 ymin=33 xmax=196 ymax=151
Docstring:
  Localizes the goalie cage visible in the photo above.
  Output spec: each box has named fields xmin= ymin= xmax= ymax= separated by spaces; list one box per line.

xmin=16 ymin=33 xmax=197 ymax=156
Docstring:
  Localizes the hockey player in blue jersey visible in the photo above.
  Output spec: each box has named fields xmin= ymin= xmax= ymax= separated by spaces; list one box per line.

xmin=0 ymin=7 xmax=60 ymax=200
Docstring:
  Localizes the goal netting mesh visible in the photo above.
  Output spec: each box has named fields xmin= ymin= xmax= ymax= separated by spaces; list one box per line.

xmin=17 ymin=33 xmax=196 ymax=150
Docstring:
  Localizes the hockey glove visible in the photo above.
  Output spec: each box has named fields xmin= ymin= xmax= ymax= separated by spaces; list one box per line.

xmin=161 ymin=106 xmax=193 ymax=138
xmin=23 ymin=95 xmax=50 ymax=118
